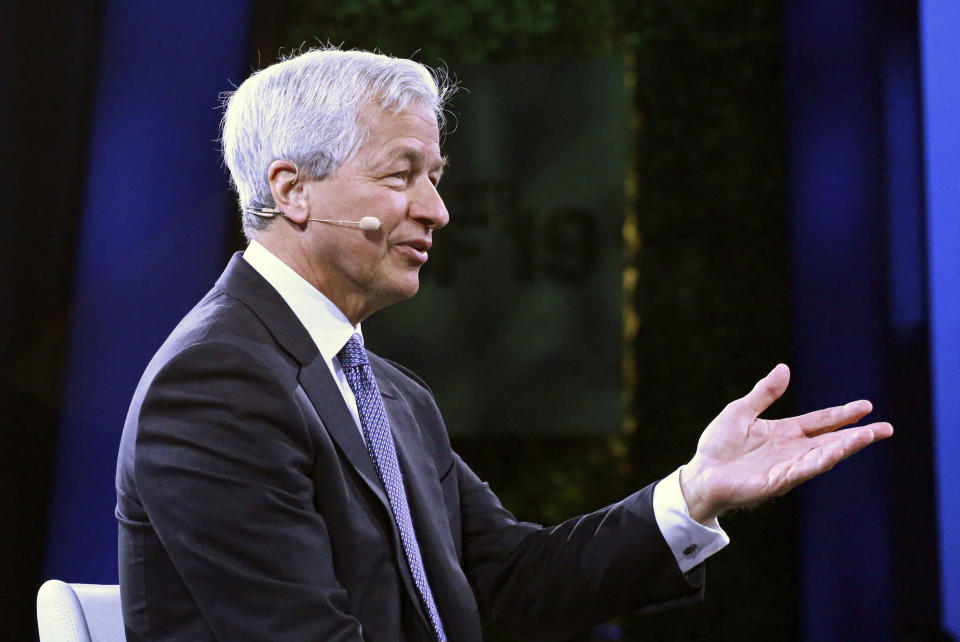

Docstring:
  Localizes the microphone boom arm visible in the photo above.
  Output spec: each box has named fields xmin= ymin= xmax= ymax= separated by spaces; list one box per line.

xmin=243 ymin=208 xmax=381 ymax=231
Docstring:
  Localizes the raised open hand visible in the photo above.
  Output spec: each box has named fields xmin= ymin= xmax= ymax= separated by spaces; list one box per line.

xmin=679 ymin=364 xmax=894 ymax=523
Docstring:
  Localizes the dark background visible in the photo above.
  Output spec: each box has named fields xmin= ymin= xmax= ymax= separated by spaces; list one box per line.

xmin=3 ymin=0 xmax=956 ymax=640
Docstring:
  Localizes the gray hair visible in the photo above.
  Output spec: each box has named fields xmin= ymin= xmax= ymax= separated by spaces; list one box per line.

xmin=220 ymin=47 xmax=454 ymax=238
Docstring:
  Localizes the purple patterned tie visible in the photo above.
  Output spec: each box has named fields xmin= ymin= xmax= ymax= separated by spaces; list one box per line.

xmin=337 ymin=334 xmax=446 ymax=642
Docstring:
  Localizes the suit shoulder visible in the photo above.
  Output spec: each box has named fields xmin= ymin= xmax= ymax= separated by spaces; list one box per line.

xmin=163 ymin=287 xmax=271 ymax=349
xmin=125 ymin=290 xmax=296 ymax=432
xmin=117 ymin=328 xmax=302 ymax=523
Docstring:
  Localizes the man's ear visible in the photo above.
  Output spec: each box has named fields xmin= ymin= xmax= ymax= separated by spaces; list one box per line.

xmin=267 ymin=160 xmax=309 ymax=224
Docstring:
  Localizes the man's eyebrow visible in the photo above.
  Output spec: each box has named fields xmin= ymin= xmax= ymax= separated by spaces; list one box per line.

xmin=383 ymin=146 xmax=423 ymax=164
xmin=382 ymin=146 xmax=448 ymax=173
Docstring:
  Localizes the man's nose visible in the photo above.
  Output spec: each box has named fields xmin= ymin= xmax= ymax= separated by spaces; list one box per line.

xmin=410 ymin=178 xmax=449 ymax=230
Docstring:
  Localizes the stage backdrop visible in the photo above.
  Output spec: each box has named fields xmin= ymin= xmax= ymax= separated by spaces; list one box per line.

xmin=366 ymin=58 xmax=629 ymax=437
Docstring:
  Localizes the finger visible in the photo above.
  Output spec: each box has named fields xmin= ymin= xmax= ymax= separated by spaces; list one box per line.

xmin=872 ymin=422 xmax=894 ymax=439
xmin=793 ymin=399 xmax=874 ymax=436
xmin=739 ymin=363 xmax=790 ymax=418
xmin=809 ymin=422 xmax=893 ymax=454
xmin=772 ymin=430 xmax=873 ymax=494
xmin=768 ymin=423 xmax=893 ymax=497
xmin=781 ymin=444 xmax=848 ymax=490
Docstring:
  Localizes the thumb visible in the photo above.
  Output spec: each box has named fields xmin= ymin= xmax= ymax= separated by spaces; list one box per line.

xmin=739 ymin=363 xmax=790 ymax=418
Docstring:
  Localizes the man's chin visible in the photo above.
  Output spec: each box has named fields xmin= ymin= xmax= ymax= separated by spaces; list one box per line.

xmin=382 ymin=276 xmax=421 ymax=306
xmin=398 ymin=278 xmax=420 ymax=300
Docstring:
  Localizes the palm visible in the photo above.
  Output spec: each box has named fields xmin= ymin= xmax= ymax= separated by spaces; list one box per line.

xmin=681 ymin=364 xmax=893 ymax=522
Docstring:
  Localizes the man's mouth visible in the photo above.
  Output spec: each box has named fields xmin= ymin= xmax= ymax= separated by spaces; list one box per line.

xmin=396 ymin=238 xmax=432 ymax=264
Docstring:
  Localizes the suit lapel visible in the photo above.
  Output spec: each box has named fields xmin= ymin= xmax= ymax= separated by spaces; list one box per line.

xmin=216 ymin=254 xmax=386 ymax=503
xmin=375 ymin=364 xmax=484 ymax=642
xmin=300 ymin=355 xmax=440 ymax=636
xmin=296 ymin=354 xmax=389 ymax=505
xmin=218 ymin=254 xmax=475 ymax=638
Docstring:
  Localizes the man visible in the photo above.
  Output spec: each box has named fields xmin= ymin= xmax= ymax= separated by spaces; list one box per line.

xmin=116 ymin=48 xmax=892 ymax=641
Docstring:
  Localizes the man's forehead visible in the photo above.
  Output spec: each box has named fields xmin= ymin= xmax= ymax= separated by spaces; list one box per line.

xmin=354 ymin=102 xmax=444 ymax=165
xmin=359 ymin=100 xmax=438 ymax=132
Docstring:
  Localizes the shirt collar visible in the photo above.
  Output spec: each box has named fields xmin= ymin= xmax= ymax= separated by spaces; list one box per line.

xmin=242 ymin=240 xmax=361 ymax=361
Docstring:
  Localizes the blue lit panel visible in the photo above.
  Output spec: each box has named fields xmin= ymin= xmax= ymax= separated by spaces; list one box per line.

xmin=920 ymin=1 xmax=960 ymax=635
xmin=44 ymin=0 xmax=252 ymax=582
xmin=784 ymin=1 xmax=894 ymax=639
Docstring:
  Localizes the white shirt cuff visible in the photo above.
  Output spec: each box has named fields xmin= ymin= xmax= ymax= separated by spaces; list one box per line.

xmin=652 ymin=466 xmax=730 ymax=574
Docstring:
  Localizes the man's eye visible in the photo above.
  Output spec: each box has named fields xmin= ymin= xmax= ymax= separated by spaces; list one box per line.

xmin=389 ymin=171 xmax=408 ymax=181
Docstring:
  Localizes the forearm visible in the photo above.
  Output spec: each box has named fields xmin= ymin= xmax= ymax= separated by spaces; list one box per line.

xmin=457 ymin=459 xmax=702 ymax=639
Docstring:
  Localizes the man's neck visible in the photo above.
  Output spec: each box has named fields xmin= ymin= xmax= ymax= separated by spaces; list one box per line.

xmin=249 ymin=235 xmax=374 ymax=326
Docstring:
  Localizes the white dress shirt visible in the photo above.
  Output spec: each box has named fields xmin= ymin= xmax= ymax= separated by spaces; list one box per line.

xmin=244 ymin=240 xmax=365 ymax=433
xmin=242 ymin=239 xmax=728 ymax=573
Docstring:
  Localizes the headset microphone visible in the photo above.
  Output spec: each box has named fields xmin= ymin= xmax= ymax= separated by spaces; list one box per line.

xmin=245 ymin=208 xmax=381 ymax=231
xmin=308 ymin=216 xmax=381 ymax=231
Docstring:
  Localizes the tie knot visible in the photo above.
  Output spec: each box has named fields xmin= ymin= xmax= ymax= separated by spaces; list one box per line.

xmin=337 ymin=333 xmax=368 ymax=369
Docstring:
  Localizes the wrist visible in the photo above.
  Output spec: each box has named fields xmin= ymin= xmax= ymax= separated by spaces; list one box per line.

xmin=680 ymin=461 xmax=719 ymax=524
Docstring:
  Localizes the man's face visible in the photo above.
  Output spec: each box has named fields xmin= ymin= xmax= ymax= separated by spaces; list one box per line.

xmin=298 ymin=101 xmax=449 ymax=322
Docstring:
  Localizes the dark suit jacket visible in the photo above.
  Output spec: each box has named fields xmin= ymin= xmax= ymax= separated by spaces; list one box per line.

xmin=116 ymin=253 xmax=703 ymax=641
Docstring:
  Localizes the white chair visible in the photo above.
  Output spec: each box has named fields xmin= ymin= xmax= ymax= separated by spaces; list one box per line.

xmin=37 ymin=580 xmax=125 ymax=642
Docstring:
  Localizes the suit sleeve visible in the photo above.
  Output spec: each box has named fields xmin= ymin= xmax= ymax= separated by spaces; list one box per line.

xmin=454 ymin=454 xmax=704 ymax=639
xmin=134 ymin=341 xmax=366 ymax=641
